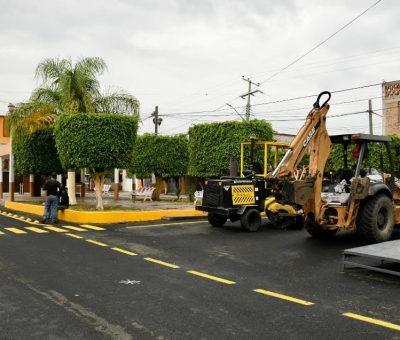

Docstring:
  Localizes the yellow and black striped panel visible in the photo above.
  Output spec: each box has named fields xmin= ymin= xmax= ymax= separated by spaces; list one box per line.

xmin=231 ymin=185 xmax=255 ymax=205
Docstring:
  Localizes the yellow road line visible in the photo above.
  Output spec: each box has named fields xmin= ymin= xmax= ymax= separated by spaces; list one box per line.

xmin=62 ymin=225 xmax=88 ymax=232
xmin=44 ymin=226 xmax=68 ymax=233
xmin=25 ymin=227 xmax=49 ymax=234
xmin=111 ymin=247 xmax=138 ymax=256
xmin=5 ymin=227 xmax=27 ymax=234
xmin=86 ymin=239 xmax=108 ymax=247
xmin=66 ymin=233 xmax=83 ymax=239
xmin=0 ymin=231 xmax=4 ymax=235
xmin=187 ymin=270 xmax=236 ymax=285
xmin=343 ymin=312 xmax=400 ymax=331
xmin=254 ymin=289 xmax=314 ymax=306
xmin=144 ymin=257 xmax=180 ymax=269
xmin=80 ymin=224 xmax=106 ymax=231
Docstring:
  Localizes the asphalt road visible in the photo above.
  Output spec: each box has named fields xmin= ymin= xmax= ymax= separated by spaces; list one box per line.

xmin=0 ymin=211 xmax=399 ymax=340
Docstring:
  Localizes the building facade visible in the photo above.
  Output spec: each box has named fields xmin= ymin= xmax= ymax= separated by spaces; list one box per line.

xmin=382 ymin=80 xmax=400 ymax=135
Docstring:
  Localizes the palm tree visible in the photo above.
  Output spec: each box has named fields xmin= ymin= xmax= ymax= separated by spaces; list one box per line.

xmin=8 ymin=57 xmax=140 ymax=205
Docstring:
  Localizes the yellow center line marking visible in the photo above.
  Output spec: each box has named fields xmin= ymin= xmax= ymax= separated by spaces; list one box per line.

xmin=254 ymin=289 xmax=314 ymax=306
xmin=66 ymin=233 xmax=83 ymax=239
xmin=62 ymin=225 xmax=88 ymax=232
xmin=343 ymin=312 xmax=400 ymax=331
xmin=80 ymin=224 xmax=106 ymax=231
xmin=144 ymin=257 xmax=180 ymax=268
xmin=25 ymin=227 xmax=49 ymax=234
xmin=44 ymin=226 xmax=68 ymax=233
xmin=5 ymin=227 xmax=27 ymax=234
xmin=187 ymin=270 xmax=236 ymax=285
xmin=111 ymin=247 xmax=138 ymax=256
xmin=0 ymin=231 xmax=5 ymax=235
xmin=86 ymin=239 xmax=108 ymax=247
xmin=127 ymin=221 xmax=205 ymax=229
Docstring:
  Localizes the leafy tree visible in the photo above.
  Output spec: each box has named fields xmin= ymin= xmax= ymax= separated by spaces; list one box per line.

xmin=188 ymin=120 xmax=273 ymax=178
xmin=7 ymin=57 xmax=140 ymax=204
xmin=54 ymin=112 xmax=138 ymax=209
xmin=130 ymin=134 xmax=188 ymax=200
xmin=13 ymin=127 xmax=63 ymax=176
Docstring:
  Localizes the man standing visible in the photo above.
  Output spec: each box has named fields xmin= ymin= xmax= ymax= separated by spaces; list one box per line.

xmin=42 ymin=173 xmax=61 ymax=224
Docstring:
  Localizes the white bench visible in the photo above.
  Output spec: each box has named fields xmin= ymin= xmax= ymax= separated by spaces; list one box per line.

xmin=102 ymin=184 xmax=112 ymax=195
xmin=132 ymin=187 xmax=155 ymax=201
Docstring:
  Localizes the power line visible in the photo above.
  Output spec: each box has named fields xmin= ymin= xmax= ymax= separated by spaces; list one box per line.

xmin=259 ymin=0 xmax=384 ymax=85
xmin=159 ymin=82 xmax=382 ymax=117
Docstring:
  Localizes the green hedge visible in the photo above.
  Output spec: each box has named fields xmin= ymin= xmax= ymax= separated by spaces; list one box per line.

xmin=53 ymin=112 xmax=138 ymax=171
xmin=188 ymin=120 xmax=273 ymax=177
xmin=13 ymin=127 xmax=63 ymax=176
xmin=130 ymin=134 xmax=188 ymax=178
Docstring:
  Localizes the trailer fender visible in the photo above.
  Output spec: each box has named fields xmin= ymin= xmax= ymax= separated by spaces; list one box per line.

xmin=265 ymin=197 xmax=297 ymax=215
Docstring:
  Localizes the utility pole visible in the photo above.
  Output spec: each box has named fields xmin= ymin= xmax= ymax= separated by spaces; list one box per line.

xmin=151 ymin=106 xmax=163 ymax=135
xmin=368 ymin=99 xmax=373 ymax=135
xmin=240 ymin=76 xmax=263 ymax=120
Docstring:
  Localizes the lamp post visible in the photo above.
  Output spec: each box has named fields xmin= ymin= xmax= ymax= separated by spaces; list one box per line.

xmin=7 ymin=103 xmax=15 ymax=202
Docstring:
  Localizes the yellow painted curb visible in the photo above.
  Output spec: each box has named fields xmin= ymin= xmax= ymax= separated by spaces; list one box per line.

xmin=4 ymin=201 xmax=206 ymax=224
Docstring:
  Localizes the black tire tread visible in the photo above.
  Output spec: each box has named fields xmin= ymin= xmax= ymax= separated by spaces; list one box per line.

xmin=357 ymin=194 xmax=394 ymax=242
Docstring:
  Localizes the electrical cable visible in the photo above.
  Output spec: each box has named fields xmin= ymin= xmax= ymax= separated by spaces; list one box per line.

xmin=258 ymin=0 xmax=384 ymax=85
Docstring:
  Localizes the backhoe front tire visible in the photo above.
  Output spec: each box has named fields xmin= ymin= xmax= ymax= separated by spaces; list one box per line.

xmin=208 ymin=213 xmax=228 ymax=228
xmin=241 ymin=209 xmax=261 ymax=232
xmin=357 ymin=194 xmax=394 ymax=242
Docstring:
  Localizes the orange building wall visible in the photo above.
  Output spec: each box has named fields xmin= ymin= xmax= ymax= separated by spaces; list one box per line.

xmin=0 ymin=116 xmax=10 ymax=143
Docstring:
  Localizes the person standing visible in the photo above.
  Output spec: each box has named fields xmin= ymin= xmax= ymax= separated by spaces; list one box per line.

xmin=42 ymin=173 xmax=62 ymax=224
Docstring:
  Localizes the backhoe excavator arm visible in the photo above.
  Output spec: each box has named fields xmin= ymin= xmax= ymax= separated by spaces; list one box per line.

xmin=272 ymin=91 xmax=332 ymax=179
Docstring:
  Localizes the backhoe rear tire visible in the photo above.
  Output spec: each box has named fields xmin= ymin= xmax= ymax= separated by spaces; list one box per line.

xmin=357 ymin=194 xmax=394 ymax=242
xmin=208 ymin=213 xmax=228 ymax=228
xmin=241 ymin=209 xmax=261 ymax=232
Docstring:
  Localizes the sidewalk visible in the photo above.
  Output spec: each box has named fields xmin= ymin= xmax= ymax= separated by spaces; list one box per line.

xmin=0 ymin=190 xmax=206 ymax=224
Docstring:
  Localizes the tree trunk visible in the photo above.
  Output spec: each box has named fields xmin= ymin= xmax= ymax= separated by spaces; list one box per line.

xmin=93 ymin=172 xmax=105 ymax=210
xmin=152 ymin=176 xmax=163 ymax=200
xmin=67 ymin=169 xmax=77 ymax=205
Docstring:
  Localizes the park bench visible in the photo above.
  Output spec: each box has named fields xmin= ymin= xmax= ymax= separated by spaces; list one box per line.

xmin=132 ymin=187 xmax=155 ymax=201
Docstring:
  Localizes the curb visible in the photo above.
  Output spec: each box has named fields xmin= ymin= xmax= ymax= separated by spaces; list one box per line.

xmin=161 ymin=215 xmax=208 ymax=221
xmin=4 ymin=201 xmax=205 ymax=224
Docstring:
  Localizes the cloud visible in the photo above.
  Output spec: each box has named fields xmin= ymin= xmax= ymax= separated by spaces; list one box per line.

xmin=0 ymin=0 xmax=399 ymax=137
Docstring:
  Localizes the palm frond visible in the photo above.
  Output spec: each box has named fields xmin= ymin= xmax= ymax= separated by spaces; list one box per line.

xmin=6 ymin=101 xmax=58 ymax=135
xmin=95 ymin=90 xmax=140 ymax=115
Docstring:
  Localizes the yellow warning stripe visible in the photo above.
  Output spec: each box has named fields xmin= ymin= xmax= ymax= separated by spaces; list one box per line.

xmin=44 ymin=226 xmax=68 ymax=233
xmin=111 ymin=247 xmax=137 ymax=256
xmin=144 ymin=257 xmax=180 ymax=268
xmin=5 ymin=227 xmax=27 ymax=234
xmin=254 ymin=289 xmax=314 ymax=306
xmin=62 ymin=225 xmax=88 ymax=232
xmin=187 ymin=270 xmax=236 ymax=285
xmin=80 ymin=224 xmax=106 ymax=231
xmin=85 ymin=239 xmax=108 ymax=247
xmin=66 ymin=233 xmax=83 ymax=239
xmin=343 ymin=312 xmax=400 ymax=331
xmin=25 ymin=227 xmax=49 ymax=234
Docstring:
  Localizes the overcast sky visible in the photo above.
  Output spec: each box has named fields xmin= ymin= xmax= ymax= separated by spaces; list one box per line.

xmin=1 ymin=0 xmax=399 ymax=136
